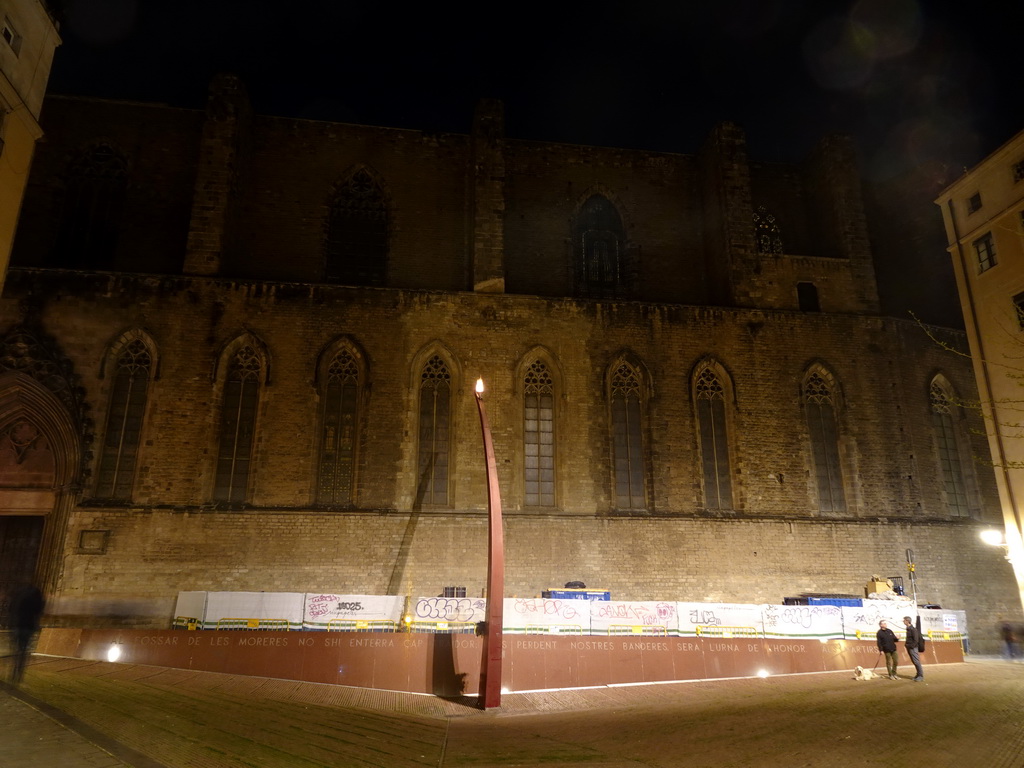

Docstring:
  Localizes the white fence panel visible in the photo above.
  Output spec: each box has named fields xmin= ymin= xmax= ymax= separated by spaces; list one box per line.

xmin=302 ymin=594 xmax=402 ymax=631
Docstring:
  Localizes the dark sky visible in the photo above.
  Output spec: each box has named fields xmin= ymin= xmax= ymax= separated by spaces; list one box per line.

xmin=47 ymin=0 xmax=1021 ymax=182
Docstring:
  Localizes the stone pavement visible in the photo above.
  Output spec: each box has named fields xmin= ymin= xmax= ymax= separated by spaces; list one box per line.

xmin=2 ymin=654 xmax=1023 ymax=767
xmin=0 ymin=680 xmax=141 ymax=767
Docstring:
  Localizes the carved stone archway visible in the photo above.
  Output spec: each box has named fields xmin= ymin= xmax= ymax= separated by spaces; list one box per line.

xmin=0 ymin=328 xmax=88 ymax=599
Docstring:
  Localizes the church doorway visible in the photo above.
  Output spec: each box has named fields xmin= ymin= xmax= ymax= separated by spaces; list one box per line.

xmin=0 ymin=516 xmax=43 ymax=627
xmin=0 ymin=363 xmax=83 ymax=617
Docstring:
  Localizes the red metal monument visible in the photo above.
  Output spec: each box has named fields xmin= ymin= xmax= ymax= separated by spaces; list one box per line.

xmin=474 ymin=378 xmax=505 ymax=709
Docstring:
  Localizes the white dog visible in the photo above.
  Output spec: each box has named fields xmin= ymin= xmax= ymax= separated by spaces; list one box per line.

xmin=853 ymin=665 xmax=879 ymax=680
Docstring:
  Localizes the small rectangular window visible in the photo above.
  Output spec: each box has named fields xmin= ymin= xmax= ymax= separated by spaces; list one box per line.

xmin=967 ymin=193 xmax=982 ymax=214
xmin=1 ymin=18 xmax=21 ymax=55
xmin=974 ymin=233 xmax=996 ymax=273
xmin=1014 ymin=160 xmax=1024 ymax=184
xmin=1014 ymin=293 xmax=1024 ymax=330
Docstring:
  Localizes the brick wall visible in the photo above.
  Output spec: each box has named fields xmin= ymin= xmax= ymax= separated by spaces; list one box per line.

xmin=2 ymin=92 xmax=1016 ymax=655
xmin=55 ymin=507 xmax=1016 ymax=653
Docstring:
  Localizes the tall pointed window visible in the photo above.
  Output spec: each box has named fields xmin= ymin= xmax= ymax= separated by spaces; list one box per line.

xmin=611 ymin=361 xmax=645 ymax=510
xmin=930 ymin=379 xmax=970 ymax=517
xmin=318 ymin=349 xmax=361 ymax=505
xmin=804 ymin=368 xmax=845 ymax=513
xmin=54 ymin=144 xmax=128 ymax=269
xmin=695 ymin=365 xmax=732 ymax=510
xmin=95 ymin=339 xmax=151 ymax=500
xmin=574 ymin=195 xmax=627 ymax=299
xmin=524 ymin=359 xmax=555 ymax=507
xmin=417 ymin=355 xmax=451 ymax=506
xmin=753 ymin=205 xmax=783 ymax=255
xmin=325 ymin=169 xmax=389 ymax=286
xmin=214 ymin=345 xmax=262 ymax=503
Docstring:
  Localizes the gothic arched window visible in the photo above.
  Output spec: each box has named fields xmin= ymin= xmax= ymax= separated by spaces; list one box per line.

xmin=96 ymin=338 xmax=151 ymax=500
xmin=804 ymin=367 xmax=845 ymax=513
xmin=695 ymin=364 xmax=733 ymax=510
xmin=574 ymin=195 xmax=627 ymax=299
xmin=524 ymin=359 xmax=555 ymax=507
xmin=611 ymin=361 xmax=646 ymax=510
xmin=325 ymin=169 xmax=389 ymax=286
xmin=753 ymin=205 xmax=783 ymax=255
xmin=214 ymin=344 xmax=263 ymax=503
xmin=930 ymin=378 xmax=970 ymax=517
xmin=317 ymin=348 xmax=361 ymax=505
xmin=417 ymin=355 xmax=451 ymax=506
xmin=55 ymin=144 xmax=128 ymax=269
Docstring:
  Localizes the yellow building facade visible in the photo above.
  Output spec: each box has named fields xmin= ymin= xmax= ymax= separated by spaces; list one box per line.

xmin=937 ymin=129 xmax=1024 ymax=614
xmin=0 ymin=0 xmax=60 ymax=290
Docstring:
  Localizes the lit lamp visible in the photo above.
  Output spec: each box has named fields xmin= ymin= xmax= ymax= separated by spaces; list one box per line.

xmin=474 ymin=378 xmax=505 ymax=709
xmin=980 ymin=529 xmax=1005 ymax=547
xmin=980 ymin=529 xmax=1011 ymax=561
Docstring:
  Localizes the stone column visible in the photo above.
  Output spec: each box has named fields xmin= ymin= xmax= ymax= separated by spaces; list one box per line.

xmin=697 ymin=122 xmax=757 ymax=307
xmin=804 ymin=134 xmax=880 ymax=312
xmin=183 ymin=74 xmax=251 ymax=276
xmin=470 ymin=99 xmax=506 ymax=293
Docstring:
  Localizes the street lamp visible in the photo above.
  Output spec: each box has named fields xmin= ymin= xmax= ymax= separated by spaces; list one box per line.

xmin=474 ymin=377 xmax=505 ymax=709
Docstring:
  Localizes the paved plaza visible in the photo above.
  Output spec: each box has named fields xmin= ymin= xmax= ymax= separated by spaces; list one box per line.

xmin=2 ymin=654 xmax=1023 ymax=767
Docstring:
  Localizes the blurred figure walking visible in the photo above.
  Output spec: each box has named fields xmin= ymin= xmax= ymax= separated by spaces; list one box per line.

xmin=8 ymin=583 xmax=45 ymax=684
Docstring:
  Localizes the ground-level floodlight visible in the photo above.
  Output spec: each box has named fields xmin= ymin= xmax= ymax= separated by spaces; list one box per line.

xmin=980 ymin=528 xmax=1013 ymax=562
xmin=980 ymin=529 xmax=1006 ymax=547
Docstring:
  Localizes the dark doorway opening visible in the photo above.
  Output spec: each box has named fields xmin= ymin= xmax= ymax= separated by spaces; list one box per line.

xmin=0 ymin=516 xmax=43 ymax=627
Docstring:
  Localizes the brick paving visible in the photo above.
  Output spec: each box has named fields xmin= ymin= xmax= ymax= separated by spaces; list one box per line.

xmin=3 ymin=656 xmax=1023 ymax=767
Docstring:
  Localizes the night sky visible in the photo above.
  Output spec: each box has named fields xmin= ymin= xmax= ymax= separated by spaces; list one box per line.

xmin=46 ymin=0 xmax=1022 ymax=182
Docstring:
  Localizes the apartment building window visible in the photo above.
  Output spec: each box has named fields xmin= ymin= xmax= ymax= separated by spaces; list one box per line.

xmin=1013 ymin=160 xmax=1024 ymax=184
xmin=967 ymin=193 xmax=982 ymax=214
xmin=2 ymin=17 xmax=22 ymax=55
xmin=974 ymin=233 xmax=996 ymax=273
xmin=1014 ymin=292 xmax=1024 ymax=330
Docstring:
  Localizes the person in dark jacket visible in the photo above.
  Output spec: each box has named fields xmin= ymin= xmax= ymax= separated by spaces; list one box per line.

xmin=8 ymin=583 xmax=45 ymax=685
xmin=876 ymin=620 xmax=899 ymax=679
xmin=903 ymin=615 xmax=924 ymax=681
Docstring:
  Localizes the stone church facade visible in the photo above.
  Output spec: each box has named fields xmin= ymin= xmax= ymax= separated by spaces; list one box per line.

xmin=0 ymin=75 xmax=1017 ymax=650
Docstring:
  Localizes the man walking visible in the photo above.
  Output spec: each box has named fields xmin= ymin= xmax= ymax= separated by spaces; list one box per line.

xmin=8 ymin=583 xmax=45 ymax=684
xmin=876 ymin=620 xmax=899 ymax=679
xmin=903 ymin=615 xmax=924 ymax=682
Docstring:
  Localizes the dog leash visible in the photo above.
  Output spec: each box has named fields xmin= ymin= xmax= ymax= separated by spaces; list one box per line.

xmin=871 ymin=651 xmax=881 ymax=671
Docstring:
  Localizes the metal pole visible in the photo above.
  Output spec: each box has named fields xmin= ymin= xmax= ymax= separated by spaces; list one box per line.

xmin=906 ymin=548 xmax=917 ymax=607
xmin=475 ymin=379 xmax=504 ymax=709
